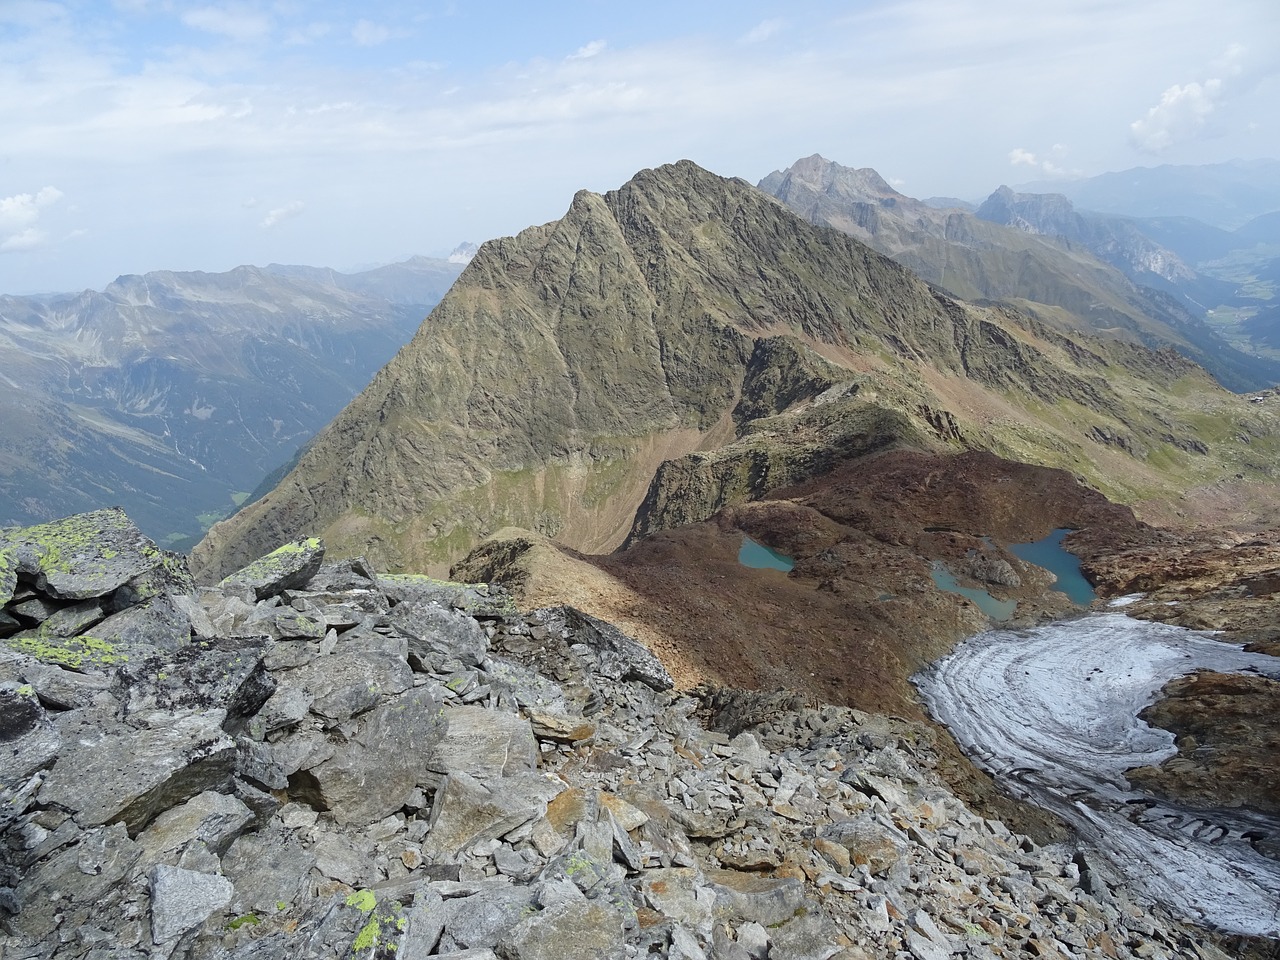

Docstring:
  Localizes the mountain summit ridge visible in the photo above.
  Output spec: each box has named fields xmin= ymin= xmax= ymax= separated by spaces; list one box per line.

xmin=192 ymin=160 xmax=1280 ymax=581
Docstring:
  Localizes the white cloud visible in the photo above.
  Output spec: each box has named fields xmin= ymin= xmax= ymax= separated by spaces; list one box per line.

xmin=743 ymin=19 xmax=784 ymax=44
xmin=260 ymin=201 xmax=305 ymax=229
xmin=1129 ymin=79 xmax=1221 ymax=153
xmin=1128 ymin=44 xmax=1273 ymax=154
xmin=1007 ymin=145 xmax=1075 ymax=178
xmin=0 ymin=186 xmax=63 ymax=253
xmin=352 ymin=19 xmax=391 ymax=47
xmin=182 ymin=5 xmax=272 ymax=43
xmin=567 ymin=40 xmax=606 ymax=61
xmin=1 ymin=228 xmax=46 ymax=253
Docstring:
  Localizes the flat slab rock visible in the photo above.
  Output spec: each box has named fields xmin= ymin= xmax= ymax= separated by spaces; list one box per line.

xmin=218 ymin=538 xmax=325 ymax=601
xmin=1 ymin=507 xmax=190 ymax=602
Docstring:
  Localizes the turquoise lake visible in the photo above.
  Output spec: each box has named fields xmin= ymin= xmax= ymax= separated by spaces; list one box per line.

xmin=738 ymin=536 xmax=795 ymax=572
xmin=929 ymin=528 xmax=1096 ymax=619
xmin=929 ymin=562 xmax=1017 ymax=621
xmin=1007 ymin=528 xmax=1096 ymax=604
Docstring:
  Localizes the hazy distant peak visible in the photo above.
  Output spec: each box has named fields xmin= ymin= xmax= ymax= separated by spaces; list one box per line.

xmin=977 ymin=186 xmax=1079 ymax=235
xmin=762 ymin=155 xmax=904 ymax=205
xmin=448 ymin=242 xmax=479 ymax=265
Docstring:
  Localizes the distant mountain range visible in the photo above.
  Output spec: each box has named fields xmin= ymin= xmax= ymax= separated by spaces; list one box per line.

xmin=759 ymin=155 xmax=1280 ymax=390
xmin=1016 ymin=159 xmax=1280 ymax=228
xmin=0 ymin=256 xmax=463 ymax=545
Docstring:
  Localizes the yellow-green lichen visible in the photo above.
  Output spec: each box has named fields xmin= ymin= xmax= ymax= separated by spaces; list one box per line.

xmin=5 ymin=634 xmax=126 ymax=669
xmin=345 ymin=889 xmax=376 ymax=913
xmin=352 ymin=917 xmax=380 ymax=952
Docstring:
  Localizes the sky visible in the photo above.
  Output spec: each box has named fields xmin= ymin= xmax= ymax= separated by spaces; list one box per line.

xmin=2 ymin=0 xmax=1278 ymax=295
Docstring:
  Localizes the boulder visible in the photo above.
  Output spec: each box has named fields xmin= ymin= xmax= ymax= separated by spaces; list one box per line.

xmin=499 ymin=898 xmax=628 ymax=960
xmin=284 ymin=649 xmax=413 ymax=725
xmin=138 ymin=791 xmax=256 ymax=866
xmin=424 ymin=771 xmax=564 ymax=858
xmin=218 ymin=538 xmax=325 ymax=602
xmin=0 ymin=683 xmax=59 ymax=789
xmin=428 ymin=705 xmax=539 ymax=781
xmin=149 ymin=864 xmax=234 ymax=945
xmin=293 ymin=685 xmax=448 ymax=825
xmin=0 ymin=508 xmax=191 ymax=602
xmin=541 ymin=607 xmax=673 ymax=691
xmin=438 ymin=883 xmax=538 ymax=952
xmin=37 ymin=708 xmax=237 ymax=835
xmin=390 ymin=600 xmax=488 ymax=670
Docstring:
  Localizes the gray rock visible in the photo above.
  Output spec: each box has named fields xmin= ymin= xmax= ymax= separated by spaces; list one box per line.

xmin=499 ymin=898 xmax=628 ymax=960
xmin=391 ymin=600 xmax=488 ymax=670
xmin=118 ymin=641 xmax=275 ymax=733
xmin=0 ymin=683 xmax=60 ymax=788
xmin=38 ymin=708 xmax=236 ymax=835
xmin=669 ymin=925 xmax=709 ymax=960
xmin=428 ymin=705 xmax=539 ymax=781
xmin=149 ymin=865 xmax=234 ymax=945
xmin=439 ymin=883 xmax=537 ymax=951
xmin=312 ymin=830 xmax=376 ymax=886
xmin=89 ymin=594 xmax=193 ymax=651
xmin=296 ymin=685 xmax=448 ymax=825
xmin=399 ymin=887 xmax=447 ymax=959
xmin=424 ymin=770 xmax=563 ymax=858
xmin=818 ymin=813 xmax=909 ymax=877
xmin=736 ymin=921 xmax=770 ymax=960
xmin=1 ymin=508 xmax=190 ymax=601
xmin=11 ymin=823 xmax=140 ymax=941
xmin=706 ymin=869 xmax=805 ymax=927
xmin=378 ymin=575 xmax=513 ymax=617
xmin=483 ymin=657 xmax=565 ymax=708
xmin=267 ymin=608 xmax=327 ymax=641
xmin=16 ymin=597 xmax=107 ymax=636
xmin=249 ymin=684 xmax=313 ymax=740
xmin=542 ymin=607 xmax=673 ymax=690
xmin=220 ymin=827 xmax=315 ymax=915
xmin=19 ymin=660 xmax=113 ymax=709
xmin=641 ymin=868 xmax=715 ymax=935
xmin=0 ymin=543 xmax=15 ymax=606
xmin=767 ymin=910 xmax=843 ymax=960
xmin=218 ymin=538 xmax=326 ymax=602
xmin=285 ymin=650 xmax=413 ymax=725
xmin=138 ymin=790 xmax=255 ymax=866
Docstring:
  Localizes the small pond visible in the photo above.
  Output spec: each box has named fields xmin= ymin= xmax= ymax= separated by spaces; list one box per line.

xmin=929 ymin=562 xmax=1017 ymax=621
xmin=738 ymin=536 xmax=795 ymax=572
xmin=1007 ymin=528 xmax=1096 ymax=604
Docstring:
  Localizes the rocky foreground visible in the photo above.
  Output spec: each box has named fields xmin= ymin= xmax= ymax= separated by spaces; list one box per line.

xmin=0 ymin=509 xmax=1261 ymax=959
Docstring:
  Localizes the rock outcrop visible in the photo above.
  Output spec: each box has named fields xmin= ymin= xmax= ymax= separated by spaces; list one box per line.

xmin=2 ymin=510 xmax=1256 ymax=959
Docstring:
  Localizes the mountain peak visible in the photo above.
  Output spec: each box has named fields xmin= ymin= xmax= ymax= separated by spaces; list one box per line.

xmin=762 ymin=155 xmax=903 ymax=206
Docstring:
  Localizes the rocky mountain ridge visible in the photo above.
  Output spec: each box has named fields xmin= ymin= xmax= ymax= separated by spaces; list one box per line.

xmin=759 ymin=155 xmax=1280 ymax=392
xmin=0 ymin=258 xmax=462 ymax=546
xmin=2 ymin=509 xmax=1267 ymax=959
xmin=191 ymin=161 xmax=1280 ymax=581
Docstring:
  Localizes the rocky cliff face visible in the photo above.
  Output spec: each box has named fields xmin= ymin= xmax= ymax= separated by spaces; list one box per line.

xmin=192 ymin=162 xmax=1280 ymax=581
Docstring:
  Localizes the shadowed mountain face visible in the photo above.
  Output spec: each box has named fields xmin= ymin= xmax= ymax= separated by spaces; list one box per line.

xmin=0 ymin=258 xmax=461 ymax=546
xmin=760 ymin=155 xmax=1280 ymax=392
xmin=191 ymin=160 xmax=1280 ymax=581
